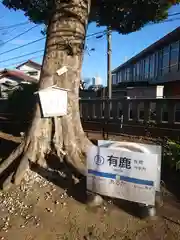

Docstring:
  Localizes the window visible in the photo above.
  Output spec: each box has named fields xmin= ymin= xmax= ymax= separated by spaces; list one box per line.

xmin=124 ymin=68 xmax=127 ymax=81
xmin=116 ymin=73 xmax=119 ymax=84
xmin=112 ymin=74 xmax=116 ymax=84
xmin=27 ymin=71 xmax=38 ymax=76
xmin=116 ymin=72 xmax=118 ymax=83
xmin=170 ymin=41 xmax=179 ymax=71
xmin=149 ymin=54 xmax=155 ymax=79
xmin=117 ymin=72 xmax=120 ymax=83
xmin=126 ymin=68 xmax=130 ymax=81
xmin=140 ymin=59 xmax=145 ymax=81
xmin=129 ymin=67 xmax=133 ymax=82
xmin=112 ymin=74 xmax=114 ymax=84
xmin=158 ymin=50 xmax=163 ymax=76
xmin=162 ymin=46 xmax=170 ymax=75
xmin=121 ymin=69 xmax=125 ymax=82
xmin=133 ymin=65 xmax=136 ymax=81
xmin=154 ymin=52 xmax=159 ymax=78
xmin=162 ymin=54 xmax=169 ymax=68
xmin=144 ymin=57 xmax=149 ymax=80
xmin=136 ymin=62 xmax=140 ymax=80
xmin=119 ymin=71 xmax=122 ymax=82
xmin=117 ymin=71 xmax=122 ymax=83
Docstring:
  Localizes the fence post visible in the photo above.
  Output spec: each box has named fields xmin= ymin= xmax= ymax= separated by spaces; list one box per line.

xmin=167 ymin=100 xmax=176 ymax=125
xmin=102 ymin=98 xmax=113 ymax=139
xmin=144 ymin=100 xmax=150 ymax=124
xmin=156 ymin=100 xmax=162 ymax=125
xmin=122 ymin=99 xmax=129 ymax=123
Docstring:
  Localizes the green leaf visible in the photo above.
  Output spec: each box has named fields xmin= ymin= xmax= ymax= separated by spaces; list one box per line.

xmin=2 ymin=0 xmax=179 ymax=34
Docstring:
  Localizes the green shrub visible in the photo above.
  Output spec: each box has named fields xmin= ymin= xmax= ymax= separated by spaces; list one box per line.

xmin=163 ymin=140 xmax=180 ymax=170
xmin=7 ymin=83 xmax=38 ymax=128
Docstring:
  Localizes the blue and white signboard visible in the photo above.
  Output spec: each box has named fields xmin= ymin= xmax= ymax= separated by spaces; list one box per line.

xmin=98 ymin=140 xmax=161 ymax=192
xmin=87 ymin=145 xmax=159 ymax=206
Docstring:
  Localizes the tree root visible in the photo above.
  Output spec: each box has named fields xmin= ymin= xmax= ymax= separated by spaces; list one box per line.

xmin=0 ymin=117 xmax=54 ymax=189
xmin=0 ymin=113 xmax=92 ymax=191
xmin=2 ymin=172 xmax=14 ymax=191
xmin=0 ymin=141 xmax=25 ymax=176
xmin=53 ymin=117 xmax=66 ymax=159
xmin=13 ymin=140 xmax=31 ymax=185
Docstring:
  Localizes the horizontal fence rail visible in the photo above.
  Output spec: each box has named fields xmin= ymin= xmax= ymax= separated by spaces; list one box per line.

xmin=79 ymin=98 xmax=180 ymax=139
xmin=1 ymin=98 xmax=180 ymax=139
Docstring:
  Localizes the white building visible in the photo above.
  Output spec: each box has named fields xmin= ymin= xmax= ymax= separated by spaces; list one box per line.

xmin=16 ymin=60 xmax=41 ymax=81
xmin=0 ymin=69 xmax=37 ymax=98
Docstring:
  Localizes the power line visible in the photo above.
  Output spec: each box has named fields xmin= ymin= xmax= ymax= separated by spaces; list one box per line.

xmin=0 ymin=40 xmax=96 ymax=67
xmin=0 ymin=15 xmax=179 ymax=68
xmin=163 ymin=17 xmax=180 ymax=23
xmin=1 ymin=26 xmax=18 ymax=37
xmin=168 ymin=12 xmax=180 ymax=17
xmin=0 ymin=49 xmax=44 ymax=64
xmin=0 ymin=21 xmax=30 ymax=31
xmin=0 ymin=29 xmax=107 ymax=68
xmin=0 ymin=25 xmax=38 ymax=47
xmin=0 ymin=17 xmax=178 ymax=65
xmin=0 ymin=37 xmax=45 ymax=56
xmin=86 ymin=30 xmax=107 ymax=39
xmin=1 ymin=43 xmax=96 ymax=67
xmin=1 ymin=54 xmax=43 ymax=68
xmin=149 ymin=16 xmax=180 ymax=25
xmin=0 ymin=30 xmax=107 ymax=68
xmin=0 ymin=29 xmax=105 ymax=57
xmin=0 ymin=33 xmax=104 ymax=65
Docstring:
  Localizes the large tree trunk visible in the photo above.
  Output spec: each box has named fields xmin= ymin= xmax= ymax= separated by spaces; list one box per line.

xmin=0 ymin=0 xmax=93 ymax=189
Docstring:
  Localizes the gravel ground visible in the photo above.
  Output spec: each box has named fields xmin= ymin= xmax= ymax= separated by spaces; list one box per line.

xmin=0 ymin=169 xmax=179 ymax=240
xmin=0 ymin=131 xmax=180 ymax=239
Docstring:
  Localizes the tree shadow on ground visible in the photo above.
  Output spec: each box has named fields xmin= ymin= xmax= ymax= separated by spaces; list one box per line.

xmin=30 ymin=154 xmax=144 ymax=219
xmin=113 ymin=198 xmax=143 ymax=218
xmin=30 ymin=154 xmax=87 ymax=204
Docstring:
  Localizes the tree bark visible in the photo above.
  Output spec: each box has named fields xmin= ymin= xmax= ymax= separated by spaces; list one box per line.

xmin=0 ymin=0 xmax=92 ymax=188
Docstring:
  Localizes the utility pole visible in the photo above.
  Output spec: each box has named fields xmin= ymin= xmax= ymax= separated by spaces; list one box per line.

xmin=107 ymin=27 xmax=112 ymax=99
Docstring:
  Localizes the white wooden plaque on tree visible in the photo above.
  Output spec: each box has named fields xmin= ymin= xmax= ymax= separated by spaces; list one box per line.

xmin=38 ymin=87 xmax=68 ymax=117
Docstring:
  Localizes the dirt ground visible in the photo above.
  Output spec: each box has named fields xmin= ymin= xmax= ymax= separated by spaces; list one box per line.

xmin=0 ymin=132 xmax=180 ymax=239
xmin=0 ymin=170 xmax=180 ymax=240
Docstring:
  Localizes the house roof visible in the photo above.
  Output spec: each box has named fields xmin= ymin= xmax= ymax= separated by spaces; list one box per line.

xmin=112 ymin=27 xmax=180 ymax=73
xmin=0 ymin=69 xmax=37 ymax=83
xmin=16 ymin=60 xmax=42 ymax=70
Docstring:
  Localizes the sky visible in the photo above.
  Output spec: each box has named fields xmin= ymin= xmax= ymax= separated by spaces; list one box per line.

xmin=0 ymin=3 xmax=180 ymax=86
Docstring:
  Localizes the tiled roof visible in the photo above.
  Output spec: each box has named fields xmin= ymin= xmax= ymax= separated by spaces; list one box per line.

xmin=0 ymin=69 xmax=37 ymax=83
xmin=16 ymin=60 xmax=42 ymax=70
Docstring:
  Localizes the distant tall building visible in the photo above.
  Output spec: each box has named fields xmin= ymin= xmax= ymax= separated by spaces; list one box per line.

xmin=92 ymin=77 xmax=96 ymax=85
xmin=92 ymin=76 xmax=102 ymax=85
